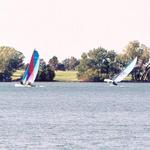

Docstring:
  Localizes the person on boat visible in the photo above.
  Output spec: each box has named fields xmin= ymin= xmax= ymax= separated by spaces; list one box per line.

xmin=27 ymin=82 xmax=35 ymax=87
xmin=20 ymin=81 xmax=24 ymax=85
xmin=112 ymin=81 xmax=117 ymax=85
xmin=28 ymin=82 xmax=32 ymax=86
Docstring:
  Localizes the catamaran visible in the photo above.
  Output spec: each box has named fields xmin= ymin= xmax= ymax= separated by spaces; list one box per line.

xmin=104 ymin=57 xmax=137 ymax=85
xmin=15 ymin=49 xmax=40 ymax=87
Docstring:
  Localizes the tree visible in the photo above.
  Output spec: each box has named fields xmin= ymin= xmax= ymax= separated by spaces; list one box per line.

xmin=0 ymin=46 xmax=24 ymax=81
xmin=48 ymin=56 xmax=59 ymax=70
xmin=120 ymin=41 xmax=150 ymax=80
xmin=77 ymin=47 xmax=119 ymax=81
xmin=36 ymin=59 xmax=55 ymax=81
xmin=62 ymin=57 xmax=80 ymax=70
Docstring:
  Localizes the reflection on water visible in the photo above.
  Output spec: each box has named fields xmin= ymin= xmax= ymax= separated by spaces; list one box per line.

xmin=0 ymin=82 xmax=150 ymax=149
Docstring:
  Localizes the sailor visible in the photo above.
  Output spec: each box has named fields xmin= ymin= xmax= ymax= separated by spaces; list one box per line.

xmin=20 ymin=81 xmax=23 ymax=85
xmin=112 ymin=81 xmax=117 ymax=85
xmin=28 ymin=82 xmax=35 ymax=87
xmin=28 ymin=82 xmax=32 ymax=86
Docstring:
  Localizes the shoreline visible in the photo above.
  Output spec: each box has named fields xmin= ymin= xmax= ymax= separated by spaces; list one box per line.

xmin=6 ymin=80 xmax=150 ymax=83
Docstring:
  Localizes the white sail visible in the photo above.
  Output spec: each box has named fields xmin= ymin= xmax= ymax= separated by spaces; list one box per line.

xmin=113 ymin=57 xmax=137 ymax=83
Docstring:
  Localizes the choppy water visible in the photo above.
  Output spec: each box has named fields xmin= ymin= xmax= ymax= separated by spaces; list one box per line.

xmin=0 ymin=82 xmax=150 ymax=149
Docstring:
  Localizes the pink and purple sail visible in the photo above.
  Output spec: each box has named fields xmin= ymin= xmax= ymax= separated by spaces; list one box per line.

xmin=22 ymin=49 xmax=40 ymax=85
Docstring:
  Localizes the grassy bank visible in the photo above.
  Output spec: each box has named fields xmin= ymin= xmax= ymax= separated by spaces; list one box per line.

xmin=12 ymin=70 xmax=79 ymax=82
xmin=12 ymin=70 xmax=131 ymax=82
xmin=54 ymin=71 xmax=78 ymax=82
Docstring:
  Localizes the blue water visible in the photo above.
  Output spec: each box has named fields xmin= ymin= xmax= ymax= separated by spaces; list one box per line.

xmin=0 ymin=82 xmax=150 ymax=149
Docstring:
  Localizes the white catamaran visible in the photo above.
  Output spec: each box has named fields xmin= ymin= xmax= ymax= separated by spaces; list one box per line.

xmin=15 ymin=49 xmax=40 ymax=87
xmin=104 ymin=57 xmax=137 ymax=85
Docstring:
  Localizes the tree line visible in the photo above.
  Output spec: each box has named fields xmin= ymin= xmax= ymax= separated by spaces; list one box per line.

xmin=0 ymin=46 xmax=80 ymax=81
xmin=0 ymin=40 xmax=150 ymax=82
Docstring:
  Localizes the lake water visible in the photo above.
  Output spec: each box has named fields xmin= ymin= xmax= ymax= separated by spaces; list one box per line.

xmin=0 ymin=82 xmax=150 ymax=150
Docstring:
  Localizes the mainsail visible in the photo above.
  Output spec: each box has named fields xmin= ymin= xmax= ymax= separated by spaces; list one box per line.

xmin=113 ymin=57 xmax=137 ymax=83
xmin=22 ymin=49 xmax=40 ymax=85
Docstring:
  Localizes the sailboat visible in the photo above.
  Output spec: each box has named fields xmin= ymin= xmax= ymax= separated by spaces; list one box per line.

xmin=104 ymin=57 xmax=137 ymax=85
xmin=15 ymin=49 xmax=40 ymax=87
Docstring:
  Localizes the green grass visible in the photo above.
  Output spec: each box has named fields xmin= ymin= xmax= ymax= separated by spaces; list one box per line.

xmin=54 ymin=71 xmax=78 ymax=82
xmin=12 ymin=70 xmax=79 ymax=82
xmin=12 ymin=69 xmax=132 ymax=82
xmin=124 ymin=74 xmax=132 ymax=81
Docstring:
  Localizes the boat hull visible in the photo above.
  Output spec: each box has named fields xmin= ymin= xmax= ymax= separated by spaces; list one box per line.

xmin=15 ymin=83 xmax=33 ymax=87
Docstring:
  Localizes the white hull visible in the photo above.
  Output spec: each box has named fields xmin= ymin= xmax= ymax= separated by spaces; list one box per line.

xmin=15 ymin=83 xmax=33 ymax=87
xmin=104 ymin=79 xmax=113 ymax=83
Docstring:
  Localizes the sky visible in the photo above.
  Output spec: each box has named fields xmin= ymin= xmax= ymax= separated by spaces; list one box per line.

xmin=0 ymin=0 xmax=150 ymax=62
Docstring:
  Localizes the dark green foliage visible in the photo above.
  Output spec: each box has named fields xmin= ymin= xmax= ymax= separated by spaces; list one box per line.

xmin=0 ymin=46 xmax=24 ymax=81
xmin=62 ymin=57 xmax=80 ymax=71
xmin=77 ymin=47 xmax=119 ymax=81
xmin=57 ymin=63 xmax=65 ymax=71
xmin=48 ymin=56 xmax=59 ymax=70
xmin=36 ymin=59 xmax=55 ymax=81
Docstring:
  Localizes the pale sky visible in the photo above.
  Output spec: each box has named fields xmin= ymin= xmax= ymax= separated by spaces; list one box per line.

xmin=0 ymin=0 xmax=150 ymax=62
